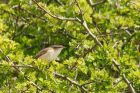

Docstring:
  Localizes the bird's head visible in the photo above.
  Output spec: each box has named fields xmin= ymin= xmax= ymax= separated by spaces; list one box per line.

xmin=50 ymin=45 xmax=65 ymax=49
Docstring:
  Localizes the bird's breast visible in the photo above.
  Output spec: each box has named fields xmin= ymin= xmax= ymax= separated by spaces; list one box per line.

xmin=38 ymin=48 xmax=62 ymax=62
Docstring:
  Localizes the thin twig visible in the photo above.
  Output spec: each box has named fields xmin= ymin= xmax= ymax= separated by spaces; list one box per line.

xmin=113 ymin=78 xmax=122 ymax=87
xmin=24 ymin=76 xmax=42 ymax=91
xmin=32 ymin=0 xmax=102 ymax=47
xmin=0 ymin=49 xmax=11 ymax=62
xmin=32 ymin=1 xmax=136 ymax=92
xmin=86 ymin=0 xmax=107 ymax=8
xmin=82 ymin=20 xmax=103 ymax=47
xmin=0 ymin=49 xmax=42 ymax=91
xmin=121 ymin=32 xmax=136 ymax=50
xmin=74 ymin=0 xmax=102 ymax=46
xmin=74 ymin=0 xmax=83 ymax=16
xmin=32 ymin=0 xmax=78 ymax=21
xmin=112 ymin=59 xmax=136 ymax=93
xmin=86 ymin=1 xmax=136 ymax=91
xmin=86 ymin=0 xmax=107 ymax=42
xmin=53 ymin=72 xmax=88 ymax=92
xmin=81 ymin=80 xmax=95 ymax=86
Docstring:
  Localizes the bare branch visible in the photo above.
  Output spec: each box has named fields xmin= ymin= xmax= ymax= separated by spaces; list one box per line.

xmin=92 ymin=0 xmax=107 ymax=7
xmin=86 ymin=0 xmax=107 ymax=42
xmin=12 ymin=65 xmax=36 ymax=68
xmin=53 ymin=72 xmax=88 ymax=92
xmin=0 ymin=49 xmax=11 ymax=62
xmin=121 ymin=32 xmax=136 ymax=50
xmin=24 ymin=76 xmax=42 ymax=91
xmin=113 ymin=78 xmax=122 ymax=87
xmin=112 ymin=41 xmax=119 ymax=48
xmin=82 ymin=21 xmax=103 ymax=47
xmin=32 ymin=0 xmax=78 ymax=21
xmin=74 ymin=0 xmax=83 ymax=16
xmin=112 ymin=59 xmax=136 ymax=93
xmin=81 ymin=80 xmax=95 ymax=86
xmin=86 ymin=0 xmax=107 ymax=8
xmin=32 ymin=0 xmax=102 ymax=47
xmin=0 ymin=49 xmax=42 ymax=91
xmin=74 ymin=0 xmax=102 ymax=46
xmin=86 ymin=0 xmax=94 ymax=7
xmin=125 ymin=30 xmax=132 ymax=36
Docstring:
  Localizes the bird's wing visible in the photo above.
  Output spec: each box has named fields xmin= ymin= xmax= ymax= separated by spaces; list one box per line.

xmin=34 ymin=48 xmax=48 ymax=59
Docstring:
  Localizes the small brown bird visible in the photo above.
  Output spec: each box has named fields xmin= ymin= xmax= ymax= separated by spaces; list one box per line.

xmin=35 ymin=45 xmax=65 ymax=62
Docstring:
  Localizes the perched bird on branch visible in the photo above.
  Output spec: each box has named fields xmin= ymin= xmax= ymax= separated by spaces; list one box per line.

xmin=35 ymin=45 xmax=65 ymax=62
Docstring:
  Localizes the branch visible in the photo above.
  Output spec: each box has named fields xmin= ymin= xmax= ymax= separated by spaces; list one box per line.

xmin=32 ymin=0 xmax=78 ymax=21
xmin=74 ymin=0 xmax=103 ymax=47
xmin=121 ymin=32 xmax=136 ymax=50
xmin=113 ymin=78 xmax=122 ymax=87
xmin=81 ymin=80 xmax=95 ymax=86
xmin=82 ymin=21 xmax=103 ymax=47
xmin=112 ymin=58 xmax=136 ymax=93
xmin=53 ymin=72 xmax=88 ymax=92
xmin=18 ymin=6 xmax=48 ymax=22
xmin=74 ymin=0 xmax=83 ymax=16
xmin=0 ymin=49 xmax=11 ymax=62
xmin=86 ymin=0 xmax=107 ymax=8
xmin=32 ymin=0 xmax=103 ymax=47
xmin=0 ymin=49 xmax=42 ymax=91
xmin=72 ymin=1 xmax=103 ymax=47
xmin=24 ymin=76 xmax=42 ymax=91
xmin=86 ymin=0 xmax=107 ymax=42
xmin=32 ymin=1 xmax=136 ymax=93
xmin=12 ymin=65 xmax=36 ymax=68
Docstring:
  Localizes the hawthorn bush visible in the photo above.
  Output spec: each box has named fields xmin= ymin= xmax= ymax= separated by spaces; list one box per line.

xmin=0 ymin=0 xmax=140 ymax=93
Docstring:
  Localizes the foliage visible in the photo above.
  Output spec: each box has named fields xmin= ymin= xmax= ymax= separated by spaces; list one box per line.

xmin=0 ymin=0 xmax=140 ymax=92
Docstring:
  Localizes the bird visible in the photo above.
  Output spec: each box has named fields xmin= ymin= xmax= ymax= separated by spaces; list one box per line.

xmin=35 ymin=45 xmax=65 ymax=62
